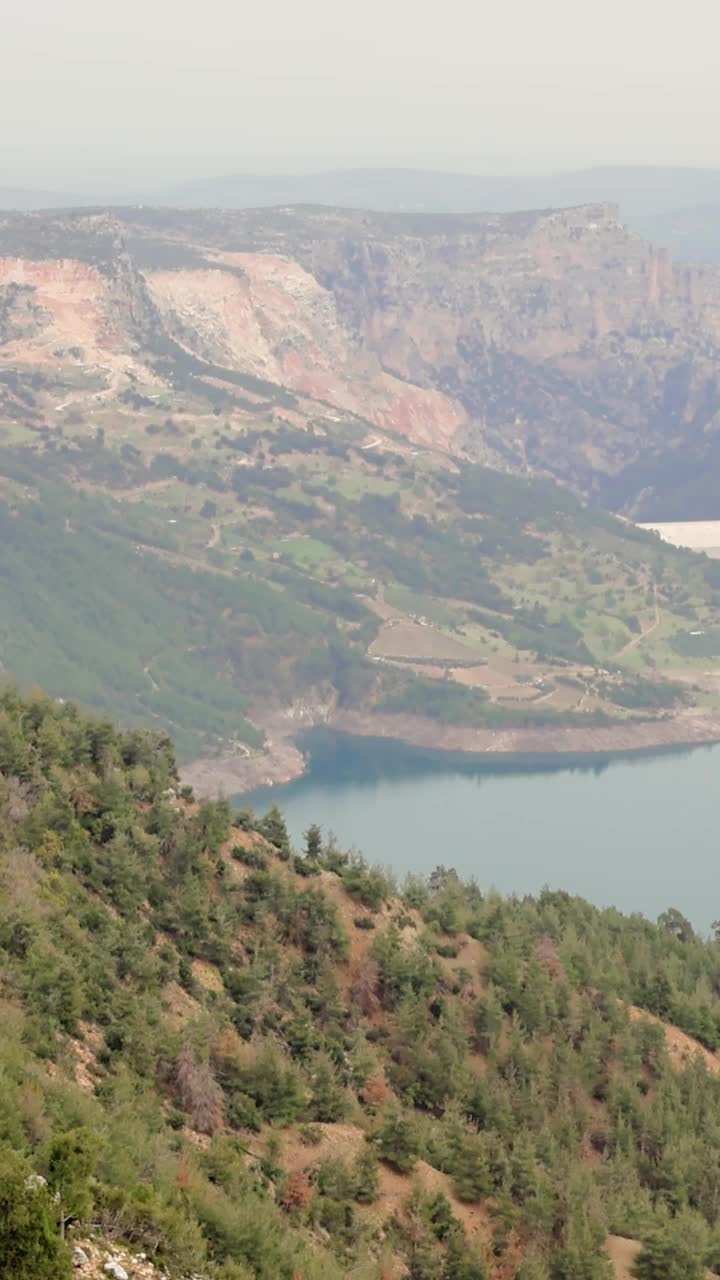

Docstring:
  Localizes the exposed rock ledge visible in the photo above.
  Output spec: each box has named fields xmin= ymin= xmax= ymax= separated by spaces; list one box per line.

xmin=180 ymin=706 xmax=720 ymax=799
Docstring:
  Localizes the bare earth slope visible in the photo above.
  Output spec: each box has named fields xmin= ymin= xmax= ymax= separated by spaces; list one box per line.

xmin=136 ymin=203 xmax=720 ymax=512
xmin=146 ymin=250 xmax=465 ymax=447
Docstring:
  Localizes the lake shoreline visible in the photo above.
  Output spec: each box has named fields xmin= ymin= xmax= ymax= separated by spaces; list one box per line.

xmin=179 ymin=704 xmax=720 ymax=797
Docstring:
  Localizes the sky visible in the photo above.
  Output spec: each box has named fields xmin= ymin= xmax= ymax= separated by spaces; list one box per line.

xmin=2 ymin=0 xmax=720 ymax=191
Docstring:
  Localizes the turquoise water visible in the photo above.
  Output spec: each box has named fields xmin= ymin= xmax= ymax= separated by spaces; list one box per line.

xmin=239 ymin=731 xmax=720 ymax=931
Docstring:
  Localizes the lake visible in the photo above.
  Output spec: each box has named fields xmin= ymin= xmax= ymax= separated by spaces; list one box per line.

xmin=239 ymin=731 xmax=720 ymax=932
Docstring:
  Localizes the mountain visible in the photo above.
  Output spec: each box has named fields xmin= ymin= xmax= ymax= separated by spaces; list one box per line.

xmin=162 ymin=165 xmax=720 ymax=260
xmin=3 ymin=205 xmax=720 ymax=773
xmin=5 ymin=201 xmax=720 ymax=514
xmin=6 ymin=167 xmax=720 ymax=264
xmin=3 ymin=687 xmax=720 ymax=1280
xmin=161 ymin=163 xmax=720 ymax=218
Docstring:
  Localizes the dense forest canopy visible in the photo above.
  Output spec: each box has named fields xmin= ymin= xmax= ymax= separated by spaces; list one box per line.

xmin=2 ymin=689 xmax=720 ymax=1279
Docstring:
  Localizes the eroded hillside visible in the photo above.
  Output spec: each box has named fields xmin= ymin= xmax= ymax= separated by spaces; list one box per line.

xmin=4 ymin=203 xmax=720 ymax=515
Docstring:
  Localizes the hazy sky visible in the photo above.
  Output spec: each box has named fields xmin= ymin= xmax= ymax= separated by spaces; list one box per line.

xmin=3 ymin=0 xmax=719 ymax=189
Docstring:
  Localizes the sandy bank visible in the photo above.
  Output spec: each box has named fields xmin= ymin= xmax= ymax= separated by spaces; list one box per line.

xmin=180 ymin=734 xmax=307 ymax=798
xmin=329 ymin=705 xmax=720 ymax=756
xmin=179 ymin=705 xmax=720 ymax=798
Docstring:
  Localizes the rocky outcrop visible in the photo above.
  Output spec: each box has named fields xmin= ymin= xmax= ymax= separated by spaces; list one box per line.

xmin=140 ymin=203 xmax=720 ymax=485
xmin=68 ymin=1239 xmax=186 ymax=1280
xmin=144 ymin=251 xmax=468 ymax=447
xmin=103 ymin=1261 xmax=129 ymax=1280
xmin=274 ymin=204 xmax=720 ymax=500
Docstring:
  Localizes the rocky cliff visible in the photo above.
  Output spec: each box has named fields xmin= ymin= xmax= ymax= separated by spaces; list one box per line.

xmin=3 ymin=203 xmax=720 ymax=514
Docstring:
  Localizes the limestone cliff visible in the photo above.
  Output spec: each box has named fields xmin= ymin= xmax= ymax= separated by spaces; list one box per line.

xmin=3 ymin=203 xmax=720 ymax=514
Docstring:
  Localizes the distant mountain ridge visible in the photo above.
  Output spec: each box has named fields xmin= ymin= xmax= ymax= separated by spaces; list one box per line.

xmin=160 ymin=166 xmax=720 ymax=263
xmin=162 ymin=163 xmax=720 ymax=217
xmin=3 ymin=166 xmax=720 ymax=262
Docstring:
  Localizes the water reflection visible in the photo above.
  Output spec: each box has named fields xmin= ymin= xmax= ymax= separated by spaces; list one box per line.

xmin=237 ymin=731 xmax=720 ymax=931
xmin=246 ymin=728 xmax=704 ymax=796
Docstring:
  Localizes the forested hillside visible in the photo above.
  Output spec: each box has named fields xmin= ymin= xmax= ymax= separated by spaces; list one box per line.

xmin=3 ymin=689 xmax=720 ymax=1279
xmin=4 ymin=406 xmax=720 ymax=774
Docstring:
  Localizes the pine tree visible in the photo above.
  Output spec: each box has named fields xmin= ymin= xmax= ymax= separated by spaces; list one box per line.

xmin=472 ymin=985 xmax=505 ymax=1053
xmin=304 ymin=823 xmax=323 ymax=859
xmin=308 ymin=1053 xmax=348 ymax=1123
xmin=517 ymin=959 xmax=554 ymax=1036
xmin=552 ymin=1249 xmax=612 ymax=1280
xmin=0 ymin=1150 xmax=71 ymax=1279
xmin=443 ymin=1226 xmax=488 ymax=1280
xmin=451 ymin=1134 xmax=493 ymax=1202
xmin=516 ymin=1252 xmax=552 ymax=1280
xmin=353 ymin=1146 xmax=380 ymax=1203
xmin=258 ymin=805 xmax=290 ymax=857
xmin=375 ymin=1107 xmax=421 ymax=1173
xmin=632 ymin=1217 xmax=706 ymax=1280
xmin=47 ymin=1129 xmax=96 ymax=1239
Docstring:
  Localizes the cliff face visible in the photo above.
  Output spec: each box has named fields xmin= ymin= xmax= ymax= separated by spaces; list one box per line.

xmin=144 ymin=252 xmax=467 ymax=448
xmin=276 ymin=203 xmax=720 ymax=503
xmin=3 ymin=203 xmax=720 ymax=513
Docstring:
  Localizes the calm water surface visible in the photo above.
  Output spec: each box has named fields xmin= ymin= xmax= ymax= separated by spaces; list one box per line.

xmin=239 ymin=731 xmax=720 ymax=931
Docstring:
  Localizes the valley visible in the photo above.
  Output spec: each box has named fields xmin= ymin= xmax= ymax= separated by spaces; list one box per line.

xmin=4 ymin=205 xmax=720 ymax=778
xmin=4 ymin=202 xmax=717 ymax=778
xmin=2 ymin=201 xmax=720 ymax=1275
xmin=8 ymin=6 xmax=720 ymax=1279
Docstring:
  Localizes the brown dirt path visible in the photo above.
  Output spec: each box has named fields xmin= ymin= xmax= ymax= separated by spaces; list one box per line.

xmin=619 ymin=584 xmax=661 ymax=655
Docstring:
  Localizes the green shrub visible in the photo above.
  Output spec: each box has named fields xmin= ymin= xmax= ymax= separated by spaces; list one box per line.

xmin=232 ymin=845 xmax=268 ymax=869
xmin=374 ymin=1108 xmax=421 ymax=1173
xmin=0 ymin=1149 xmax=71 ymax=1280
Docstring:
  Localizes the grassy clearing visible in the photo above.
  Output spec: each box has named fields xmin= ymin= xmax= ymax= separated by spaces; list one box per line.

xmin=371 ymin=620 xmax=484 ymax=662
xmin=384 ymin=586 xmax=461 ymax=628
xmin=459 ymin=622 xmax=516 ymax=661
xmin=270 ymin=536 xmax=337 ymax=565
xmin=334 ymin=471 xmax=399 ymax=499
xmin=0 ymin=421 xmax=39 ymax=446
